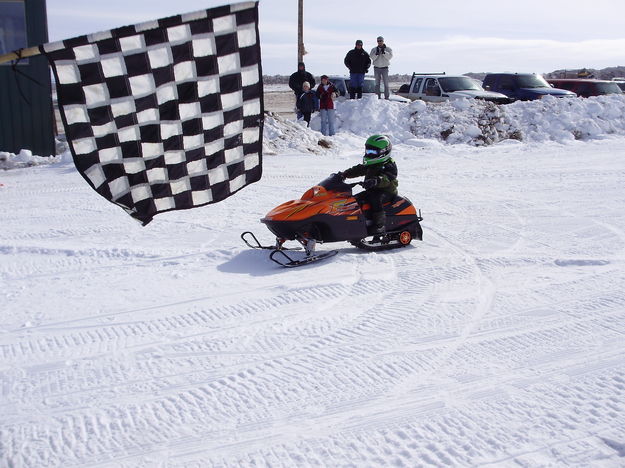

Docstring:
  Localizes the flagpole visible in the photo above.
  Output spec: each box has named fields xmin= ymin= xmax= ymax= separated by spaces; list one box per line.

xmin=0 ymin=46 xmax=42 ymax=65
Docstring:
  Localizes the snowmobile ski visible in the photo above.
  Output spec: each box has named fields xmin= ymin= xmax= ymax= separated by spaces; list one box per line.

xmin=241 ymin=231 xmax=301 ymax=251
xmin=269 ymin=248 xmax=338 ymax=268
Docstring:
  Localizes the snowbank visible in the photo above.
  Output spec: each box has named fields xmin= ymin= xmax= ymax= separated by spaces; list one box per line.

xmin=262 ymin=112 xmax=336 ymax=155
xmin=0 ymin=149 xmax=62 ymax=170
xmin=0 ymin=140 xmax=70 ymax=170
xmin=5 ymin=95 xmax=625 ymax=166
xmin=264 ymin=94 xmax=625 ymax=151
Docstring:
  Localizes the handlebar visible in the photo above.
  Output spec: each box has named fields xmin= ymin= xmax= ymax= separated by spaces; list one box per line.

xmin=324 ymin=173 xmax=363 ymax=191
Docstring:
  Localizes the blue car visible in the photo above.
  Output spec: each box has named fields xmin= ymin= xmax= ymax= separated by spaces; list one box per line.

xmin=482 ymin=73 xmax=576 ymax=101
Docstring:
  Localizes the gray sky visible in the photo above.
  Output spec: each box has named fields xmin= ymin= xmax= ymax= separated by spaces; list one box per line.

xmin=46 ymin=0 xmax=625 ymax=76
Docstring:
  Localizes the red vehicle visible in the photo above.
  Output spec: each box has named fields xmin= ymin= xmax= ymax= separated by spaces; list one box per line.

xmin=546 ymin=79 xmax=624 ymax=98
xmin=242 ymin=173 xmax=423 ymax=267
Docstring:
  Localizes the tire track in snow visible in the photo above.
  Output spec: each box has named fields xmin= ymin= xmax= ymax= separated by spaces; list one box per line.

xmin=2 ymin=258 xmax=379 ymax=412
xmin=5 ymin=356 xmax=623 ymax=467
xmin=410 ymin=226 xmax=496 ymax=374
xmin=4 ymin=150 xmax=625 ymax=466
xmin=0 ymin=281 xmax=360 ymax=365
xmin=162 ymin=362 xmax=625 ymax=467
xmin=1 ymin=250 xmax=454 ymax=462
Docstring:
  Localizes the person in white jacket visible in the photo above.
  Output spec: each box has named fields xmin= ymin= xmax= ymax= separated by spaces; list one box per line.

xmin=370 ymin=36 xmax=393 ymax=99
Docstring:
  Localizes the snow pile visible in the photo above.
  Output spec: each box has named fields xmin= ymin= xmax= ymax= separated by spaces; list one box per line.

xmin=502 ymin=95 xmax=625 ymax=142
xmin=0 ymin=139 xmax=71 ymax=170
xmin=0 ymin=149 xmax=61 ymax=170
xmin=263 ymin=94 xmax=625 ymax=150
xmin=6 ymin=95 xmax=625 ymax=166
xmin=263 ymin=112 xmax=339 ymax=155
xmin=406 ymin=98 xmax=507 ymax=145
xmin=313 ymin=96 xmax=416 ymax=143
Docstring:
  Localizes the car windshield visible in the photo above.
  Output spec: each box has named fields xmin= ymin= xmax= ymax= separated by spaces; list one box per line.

xmin=439 ymin=77 xmax=482 ymax=92
xmin=342 ymin=77 xmax=388 ymax=94
xmin=362 ymin=79 xmax=384 ymax=93
xmin=595 ymin=82 xmax=623 ymax=94
xmin=515 ymin=75 xmax=551 ymax=88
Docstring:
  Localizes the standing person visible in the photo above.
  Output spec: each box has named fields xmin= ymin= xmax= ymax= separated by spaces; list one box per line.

xmin=370 ymin=36 xmax=393 ymax=99
xmin=343 ymin=39 xmax=371 ymax=99
xmin=289 ymin=62 xmax=316 ymax=106
xmin=316 ymin=75 xmax=338 ymax=136
xmin=296 ymin=82 xmax=319 ymax=127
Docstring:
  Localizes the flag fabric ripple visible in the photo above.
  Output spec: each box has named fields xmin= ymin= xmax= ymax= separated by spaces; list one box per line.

xmin=42 ymin=2 xmax=263 ymax=225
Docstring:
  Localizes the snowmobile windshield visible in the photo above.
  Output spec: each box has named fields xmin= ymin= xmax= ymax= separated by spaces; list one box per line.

xmin=317 ymin=174 xmax=354 ymax=194
xmin=515 ymin=75 xmax=551 ymax=88
xmin=439 ymin=77 xmax=482 ymax=92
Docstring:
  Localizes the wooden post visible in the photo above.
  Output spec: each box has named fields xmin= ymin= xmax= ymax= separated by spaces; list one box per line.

xmin=297 ymin=0 xmax=305 ymax=63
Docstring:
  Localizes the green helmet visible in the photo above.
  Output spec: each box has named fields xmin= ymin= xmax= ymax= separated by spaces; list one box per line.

xmin=363 ymin=134 xmax=392 ymax=166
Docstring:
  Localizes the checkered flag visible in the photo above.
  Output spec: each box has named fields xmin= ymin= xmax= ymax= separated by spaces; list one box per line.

xmin=41 ymin=2 xmax=263 ymax=225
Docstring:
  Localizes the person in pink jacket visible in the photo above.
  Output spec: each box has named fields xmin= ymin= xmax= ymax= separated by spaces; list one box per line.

xmin=316 ymin=75 xmax=338 ymax=136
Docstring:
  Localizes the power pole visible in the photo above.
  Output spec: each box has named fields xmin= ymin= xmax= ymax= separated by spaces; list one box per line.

xmin=297 ymin=0 xmax=306 ymax=63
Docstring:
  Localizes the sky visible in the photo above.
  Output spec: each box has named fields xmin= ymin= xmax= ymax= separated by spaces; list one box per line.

xmin=45 ymin=0 xmax=625 ymax=76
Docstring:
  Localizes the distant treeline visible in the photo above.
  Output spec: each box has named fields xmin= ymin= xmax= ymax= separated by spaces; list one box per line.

xmin=543 ymin=65 xmax=625 ymax=80
xmin=264 ymin=66 xmax=625 ymax=84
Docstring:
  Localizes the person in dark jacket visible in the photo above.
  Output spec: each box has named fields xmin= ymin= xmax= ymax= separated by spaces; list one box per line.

xmin=289 ymin=62 xmax=316 ymax=100
xmin=296 ymin=81 xmax=319 ymax=127
xmin=344 ymin=40 xmax=371 ymax=99
xmin=339 ymin=135 xmax=397 ymax=234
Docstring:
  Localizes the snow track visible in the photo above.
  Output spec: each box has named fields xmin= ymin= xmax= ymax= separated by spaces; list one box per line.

xmin=2 ymin=138 xmax=625 ymax=466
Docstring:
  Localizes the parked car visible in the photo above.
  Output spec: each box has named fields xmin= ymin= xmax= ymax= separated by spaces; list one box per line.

xmin=546 ymin=79 xmax=624 ymax=98
xmin=482 ymin=73 xmax=576 ymax=101
xmin=327 ymin=75 xmax=410 ymax=103
xmin=396 ymin=73 xmax=511 ymax=104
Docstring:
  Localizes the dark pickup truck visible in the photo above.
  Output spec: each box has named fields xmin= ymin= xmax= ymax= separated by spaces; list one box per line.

xmin=482 ymin=73 xmax=576 ymax=101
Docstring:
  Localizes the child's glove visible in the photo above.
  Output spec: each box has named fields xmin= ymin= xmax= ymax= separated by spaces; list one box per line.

xmin=362 ymin=178 xmax=378 ymax=189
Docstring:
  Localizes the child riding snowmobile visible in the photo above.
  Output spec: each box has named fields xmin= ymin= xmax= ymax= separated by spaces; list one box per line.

xmin=241 ymin=134 xmax=422 ymax=267
xmin=339 ymin=134 xmax=397 ymax=235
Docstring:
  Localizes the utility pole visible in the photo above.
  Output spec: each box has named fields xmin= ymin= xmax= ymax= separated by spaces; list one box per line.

xmin=297 ymin=0 xmax=306 ymax=63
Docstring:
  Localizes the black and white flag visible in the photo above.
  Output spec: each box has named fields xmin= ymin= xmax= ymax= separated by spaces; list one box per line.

xmin=41 ymin=2 xmax=263 ymax=225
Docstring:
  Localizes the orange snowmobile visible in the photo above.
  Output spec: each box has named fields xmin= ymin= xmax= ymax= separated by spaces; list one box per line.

xmin=241 ymin=173 xmax=423 ymax=267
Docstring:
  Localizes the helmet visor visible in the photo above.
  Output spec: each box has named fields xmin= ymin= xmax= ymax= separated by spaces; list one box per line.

xmin=364 ymin=148 xmax=379 ymax=155
xmin=363 ymin=154 xmax=390 ymax=165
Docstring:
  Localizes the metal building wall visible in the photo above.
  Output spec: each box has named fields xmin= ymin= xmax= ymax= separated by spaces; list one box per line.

xmin=0 ymin=0 xmax=54 ymax=155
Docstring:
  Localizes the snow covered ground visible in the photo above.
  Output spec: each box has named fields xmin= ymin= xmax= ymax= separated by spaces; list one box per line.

xmin=2 ymin=96 xmax=625 ymax=467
